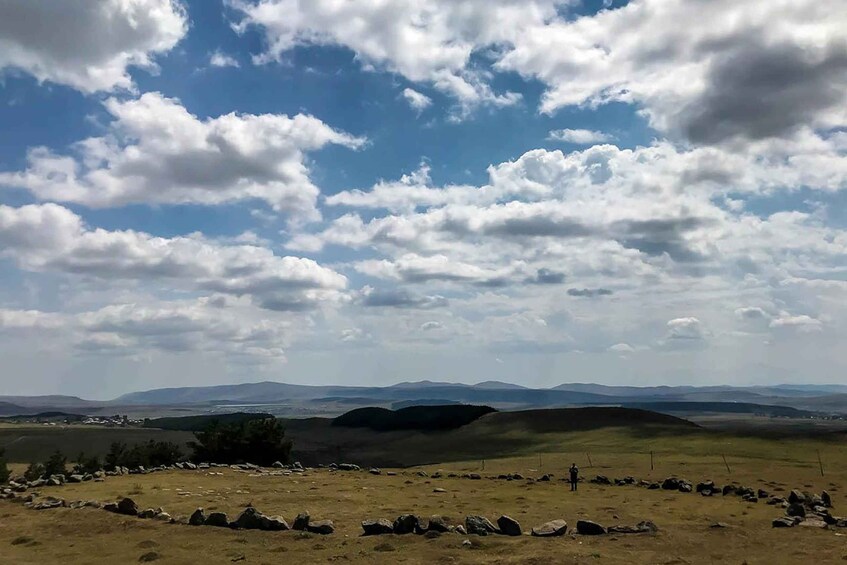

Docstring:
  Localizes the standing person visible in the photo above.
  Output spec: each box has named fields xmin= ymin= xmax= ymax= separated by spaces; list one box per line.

xmin=569 ymin=463 xmax=579 ymax=491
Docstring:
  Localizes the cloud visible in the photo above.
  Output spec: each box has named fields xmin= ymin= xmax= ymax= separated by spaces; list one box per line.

xmin=665 ymin=317 xmax=706 ymax=340
xmin=402 ymin=88 xmax=433 ymax=112
xmin=769 ymin=313 xmax=823 ymax=333
xmin=527 ymin=268 xmax=566 ymax=285
xmin=1 ymin=299 xmax=292 ymax=360
xmin=735 ymin=306 xmax=770 ymax=320
xmin=358 ymin=287 xmax=449 ymax=309
xmin=568 ymin=288 xmax=613 ymax=298
xmin=0 ymin=203 xmax=347 ymax=311
xmin=0 ymin=92 xmax=365 ymax=217
xmin=231 ymin=0 xmax=847 ymax=141
xmin=548 ymin=129 xmax=614 ymax=144
xmin=230 ymin=0 xmax=535 ymax=116
xmin=608 ymin=342 xmax=635 ymax=353
xmin=496 ymin=0 xmax=847 ymax=143
xmin=420 ymin=321 xmax=443 ymax=331
xmin=210 ymin=50 xmax=240 ymax=68
xmin=0 ymin=0 xmax=187 ymax=92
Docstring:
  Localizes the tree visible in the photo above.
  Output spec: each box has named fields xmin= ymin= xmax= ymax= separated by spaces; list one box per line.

xmin=0 ymin=448 xmax=10 ymax=484
xmin=190 ymin=417 xmax=292 ymax=466
xmin=42 ymin=450 xmax=67 ymax=478
xmin=24 ymin=462 xmax=45 ymax=482
xmin=73 ymin=452 xmax=102 ymax=475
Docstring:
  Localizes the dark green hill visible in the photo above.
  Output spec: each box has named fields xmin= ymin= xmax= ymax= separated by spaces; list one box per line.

xmin=333 ymin=404 xmax=496 ymax=432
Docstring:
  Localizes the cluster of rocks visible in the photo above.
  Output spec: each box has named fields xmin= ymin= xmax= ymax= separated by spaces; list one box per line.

xmin=360 ymin=514 xmax=658 ymax=538
xmin=186 ymin=506 xmax=333 ymax=533
xmin=772 ymin=489 xmax=843 ymax=529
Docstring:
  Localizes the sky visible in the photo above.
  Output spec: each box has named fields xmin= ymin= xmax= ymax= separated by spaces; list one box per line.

xmin=0 ymin=0 xmax=846 ymax=399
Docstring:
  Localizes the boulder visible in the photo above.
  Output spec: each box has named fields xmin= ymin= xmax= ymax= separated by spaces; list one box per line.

xmin=696 ymin=481 xmax=715 ymax=493
xmin=798 ymin=518 xmax=828 ymax=529
xmin=591 ymin=475 xmax=612 ymax=485
xmin=205 ymin=512 xmax=229 ymax=527
xmin=607 ymin=521 xmax=658 ymax=534
xmin=822 ymin=491 xmax=833 ymax=508
xmin=231 ymin=507 xmax=289 ymax=531
xmin=788 ymin=490 xmax=806 ymax=505
xmin=497 ymin=515 xmax=522 ymax=536
xmin=338 ymin=463 xmax=360 ymax=471
xmin=538 ymin=474 xmax=551 ymax=482
xmin=576 ymin=520 xmax=607 ymax=535
xmin=67 ymin=475 xmax=84 ymax=484
xmin=293 ymin=512 xmax=310 ymax=531
xmin=116 ymin=497 xmax=138 ymax=516
xmin=393 ymin=514 xmax=420 ymax=535
xmin=647 ymin=482 xmax=661 ymax=490
xmin=103 ymin=502 xmax=119 ymax=513
xmin=722 ymin=485 xmax=737 ymax=496
xmin=454 ymin=525 xmax=467 ymax=535
xmin=468 ymin=473 xmax=481 ymax=480
xmin=465 ymin=515 xmax=498 ymax=536
xmin=307 ymin=520 xmax=335 ymax=535
xmin=787 ymin=503 xmax=806 ymax=518
xmin=426 ymin=516 xmax=450 ymax=533
xmin=531 ymin=519 xmax=568 ymax=537
xmin=369 ymin=468 xmax=382 ymax=475
xmin=362 ymin=518 xmax=394 ymax=536
xmin=772 ymin=517 xmax=796 ymax=528
xmin=758 ymin=489 xmax=769 ymax=499
xmin=189 ymin=508 xmax=206 ymax=526
xmin=138 ymin=508 xmax=158 ymax=519
xmin=272 ymin=461 xmax=284 ymax=468
xmin=767 ymin=497 xmax=787 ymax=505
xmin=662 ymin=478 xmax=680 ymax=490
xmin=678 ymin=481 xmax=693 ymax=493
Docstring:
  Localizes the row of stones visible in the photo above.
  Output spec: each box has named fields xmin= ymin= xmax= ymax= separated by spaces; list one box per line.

xmin=362 ymin=514 xmax=658 ymax=538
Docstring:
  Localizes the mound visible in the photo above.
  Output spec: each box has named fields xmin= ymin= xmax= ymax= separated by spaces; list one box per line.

xmin=480 ymin=407 xmax=699 ymax=433
xmin=332 ymin=404 xmax=496 ymax=432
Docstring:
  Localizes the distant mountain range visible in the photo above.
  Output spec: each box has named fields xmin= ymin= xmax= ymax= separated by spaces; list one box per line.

xmin=2 ymin=380 xmax=846 ymax=418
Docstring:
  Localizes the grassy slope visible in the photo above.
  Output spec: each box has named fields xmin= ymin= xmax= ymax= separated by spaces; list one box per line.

xmin=3 ymin=425 xmax=847 ymax=564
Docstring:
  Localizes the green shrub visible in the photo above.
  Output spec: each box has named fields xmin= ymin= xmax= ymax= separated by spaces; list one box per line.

xmin=24 ymin=462 xmax=45 ymax=482
xmin=72 ymin=452 xmax=102 ymax=475
xmin=189 ymin=417 xmax=292 ymax=466
xmin=0 ymin=448 xmax=10 ymax=484
xmin=42 ymin=450 xmax=67 ymax=478
xmin=104 ymin=440 xmax=183 ymax=470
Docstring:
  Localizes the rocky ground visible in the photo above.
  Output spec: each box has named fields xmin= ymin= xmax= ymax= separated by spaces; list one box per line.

xmin=2 ymin=451 xmax=847 ymax=564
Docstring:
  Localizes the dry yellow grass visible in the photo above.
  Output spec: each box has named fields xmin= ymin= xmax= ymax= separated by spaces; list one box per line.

xmin=2 ymin=427 xmax=846 ymax=564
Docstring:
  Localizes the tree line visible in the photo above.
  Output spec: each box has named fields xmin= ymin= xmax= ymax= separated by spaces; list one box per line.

xmin=1 ymin=417 xmax=292 ymax=481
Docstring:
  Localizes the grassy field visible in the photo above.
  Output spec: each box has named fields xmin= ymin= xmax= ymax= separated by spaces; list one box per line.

xmin=2 ymin=424 xmax=847 ymax=564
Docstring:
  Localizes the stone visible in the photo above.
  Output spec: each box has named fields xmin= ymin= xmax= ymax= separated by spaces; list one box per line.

xmin=362 ymin=518 xmax=394 ymax=536
xmin=189 ymin=508 xmax=206 ymax=526
xmin=138 ymin=508 xmax=158 ymax=519
xmin=788 ymin=490 xmax=806 ymax=505
xmin=710 ymin=522 xmax=730 ymax=529
xmin=772 ymin=517 xmax=796 ymax=528
xmin=497 ymin=515 xmax=522 ymax=536
xmin=696 ymin=481 xmax=715 ymax=493
xmin=393 ymin=514 xmax=420 ymax=535
xmin=67 ymin=475 xmax=84 ymax=484
xmin=338 ymin=463 xmax=360 ymax=471
xmin=722 ymin=485 xmax=737 ymax=496
xmin=433 ymin=488 xmax=447 ymax=493
xmin=103 ymin=502 xmax=120 ymax=513
xmin=678 ymin=481 xmax=693 ymax=493
xmin=426 ymin=516 xmax=450 ymax=533
xmin=231 ymin=507 xmax=289 ymax=531
xmin=454 ymin=525 xmax=467 ymax=535
xmin=647 ymin=482 xmax=661 ymax=490
xmin=465 ymin=515 xmax=498 ymax=536
xmin=538 ymin=474 xmax=551 ymax=482
xmin=31 ymin=497 xmax=64 ymax=510
xmin=822 ymin=491 xmax=833 ymax=508
xmin=531 ymin=519 xmax=568 ymax=537
xmin=758 ymin=489 xmax=769 ymax=499
xmin=369 ymin=468 xmax=381 ymax=475
xmin=205 ymin=512 xmax=229 ymax=527
xmin=607 ymin=521 xmax=658 ymax=534
xmin=306 ymin=520 xmax=335 ymax=535
xmin=767 ymin=497 xmax=787 ymax=505
xmin=468 ymin=473 xmax=481 ymax=480
xmin=576 ymin=520 xmax=607 ymax=535
xmin=272 ymin=461 xmax=284 ymax=468
xmin=155 ymin=512 xmax=172 ymax=522
xmin=662 ymin=477 xmax=680 ymax=490
xmin=117 ymin=497 xmax=139 ymax=516
xmin=798 ymin=518 xmax=828 ymax=529
xmin=787 ymin=503 xmax=806 ymax=518
xmin=293 ymin=512 xmax=310 ymax=531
